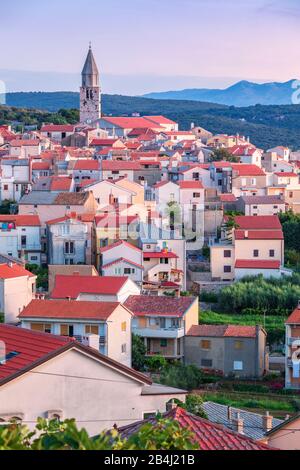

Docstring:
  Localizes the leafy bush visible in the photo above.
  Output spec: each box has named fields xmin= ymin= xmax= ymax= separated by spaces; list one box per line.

xmin=219 ymin=274 xmax=300 ymax=316
xmin=174 ymin=394 xmax=208 ymax=419
xmin=159 ymin=363 xmax=206 ymax=390
xmin=199 ymin=291 xmax=218 ymax=303
xmin=146 ymin=355 xmax=168 ymax=373
xmin=0 ymin=417 xmax=198 ymax=450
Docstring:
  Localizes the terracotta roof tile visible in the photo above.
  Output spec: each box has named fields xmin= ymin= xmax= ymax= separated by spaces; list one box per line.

xmin=19 ymin=299 xmax=120 ymax=320
xmin=124 ymin=295 xmax=196 ymax=317
xmin=118 ymin=407 xmax=273 ymax=450
xmin=51 ymin=275 xmax=129 ymax=299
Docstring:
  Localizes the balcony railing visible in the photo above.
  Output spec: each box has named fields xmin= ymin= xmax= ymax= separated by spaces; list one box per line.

xmin=132 ymin=326 xmax=185 ymax=339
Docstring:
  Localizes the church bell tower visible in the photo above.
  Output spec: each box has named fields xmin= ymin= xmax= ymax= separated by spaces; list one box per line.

xmin=80 ymin=44 xmax=101 ymax=124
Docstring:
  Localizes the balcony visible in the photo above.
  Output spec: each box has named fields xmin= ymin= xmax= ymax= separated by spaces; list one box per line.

xmin=132 ymin=326 xmax=185 ymax=339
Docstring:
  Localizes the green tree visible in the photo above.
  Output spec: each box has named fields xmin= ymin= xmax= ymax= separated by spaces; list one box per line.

xmin=173 ymin=394 xmax=208 ymax=419
xmin=132 ymin=334 xmax=147 ymax=371
xmin=146 ymin=355 xmax=168 ymax=373
xmin=210 ymin=148 xmax=239 ymax=163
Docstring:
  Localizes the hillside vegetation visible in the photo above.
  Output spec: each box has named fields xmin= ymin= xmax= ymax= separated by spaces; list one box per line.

xmin=1 ymin=92 xmax=300 ymax=149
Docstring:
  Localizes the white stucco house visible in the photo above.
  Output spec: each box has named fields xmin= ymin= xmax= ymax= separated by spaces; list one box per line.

xmin=19 ymin=299 xmax=133 ymax=367
xmin=100 ymin=240 xmax=144 ymax=285
xmin=0 ymin=263 xmax=36 ymax=324
xmin=50 ymin=274 xmax=141 ymax=303
xmin=0 ymin=325 xmax=186 ymax=434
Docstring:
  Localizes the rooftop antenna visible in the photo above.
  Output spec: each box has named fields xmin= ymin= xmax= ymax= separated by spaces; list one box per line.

xmin=89 ymin=41 xmax=92 ymax=50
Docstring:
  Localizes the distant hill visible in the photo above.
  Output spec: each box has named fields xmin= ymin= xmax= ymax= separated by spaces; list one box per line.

xmin=2 ymin=92 xmax=300 ymax=150
xmin=143 ymin=80 xmax=299 ymax=107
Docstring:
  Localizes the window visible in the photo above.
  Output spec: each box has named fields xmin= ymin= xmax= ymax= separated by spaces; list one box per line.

xmin=160 ymin=258 xmax=169 ymax=264
xmin=31 ymin=323 xmax=51 ymax=334
xmin=201 ymin=340 xmax=211 ymax=350
xmin=160 ymin=339 xmax=167 ymax=348
xmin=224 ymin=266 xmax=231 ymax=273
xmin=193 ymin=193 xmax=201 ymax=198
xmin=251 ymin=178 xmax=256 ymax=185
xmin=201 ymin=359 xmax=213 ymax=368
xmin=224 ymin=250 xmax=231 ymax=258
xmin=234 ymin=340 xmax=244 ymax=350
xmin=269 ymin=250 xmax=275 ymax=257
xmin=234 ymin=361 xmax=243 ymax=371
xmin=30 ymin=256 xmax=38 ymax=261
xmin=124 ymin=268 xmax=132 ymax=275
xmin=192 ymin=173 xmax=200 ymax=180
xmin=253 ymin=250 xmax=259 ymax=257
xmin=289 ymin=192 xmax=294 ymax=198
xmin=21 ymin=235 xmax=26 ymax=247
xmin=144 ymin=257 xmax=150 ymax=262
xmin=60 ymin=324 xmax=74 ymax=337
xmin=121 ymin=344 xmax=127 ymax=353
xmin=160 ymin=318 xmax=166 ymax=329
xmin=85 ymin=325 xmax=99 ymax=335
xmin=112 ymin=171 xmax=119 ymax=175
xmin=171 ymin=318 xmax=179 ymax=328
xmin=121 ymin=321 xmax=127 ymax=332
xmin=65 ymin=241 xmax=74 ymax=254
xmin=3 ymin=185 xmax=8 ymax=191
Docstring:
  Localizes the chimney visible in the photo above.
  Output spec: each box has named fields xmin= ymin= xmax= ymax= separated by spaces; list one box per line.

xmin=87 ymin=334 xmax=100 ymax=351
xmin=262 ymin=411 xmax=273 ymax=432
xmin=285 ymin=415 xmax=290 ymax=421
xmin=298 ymin=300 xmax=300 ymax=309
xmin=166 ymin=399 xmax=177 ymax=412
xmin=72 ymin=271 xmax=80 ymax=276
xmin=232 ymin=412 xmax=244 ymax=434
xmin=227 ymin=406 xmax=232 ymax=421
xmin=244 ymin=230 xmax=249 ymax=239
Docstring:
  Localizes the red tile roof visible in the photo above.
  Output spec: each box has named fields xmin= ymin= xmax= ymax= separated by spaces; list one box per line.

xmin=143 ymin=115 xmax=177 ymax=126
xmin=275 ymin=172 xmax=298 ymax=178
xmin=90 ymin=139 xmax=118 ymax=146
xmin=0 ymin=324 xmax=151 ymax=386
xmin=219 ymin=194 xmax=237 ymax=202
xmin=101 ymin=117 xmax=163 ymax=130
xmin=231 ymin=163 xmax=266 ymax=176
xmin=124 ymin=295 xmax=196 ymax=317
xmin=187 ymin=324 xmax=259 ymax=338
xmin=234 ymin=215 xmax=282 ymax=230
xmin=178 ymin=181 xmax=204 ymax=189
xmin=118 ymin=407 xmax=273 ymax=450
xmin=235 ymin=230 xmax=284 ymax=240
xmin=102 ymin=258 xmax=144 ymax=270
xmin=143 ymin=251 xmax=178 ymax=259
xmin=0 ymin=263 xmax=35 ymax=279
xmin=50 ymin=176 xmax=73 ymax=191
xmin=41 ymin=125 xmax=75 ymax=133
xmin=10 ymin=139 xmax=40 ymax=147
xmin=100 ymin=240 xmax=142 ymax=254
xmin=286 ymin=307 xmax=300 ymax=324
xmin=51 ymin=275 xmax=129 ymax=299
xmin=32 ymin=162 xmax=51 ymax=170
xmin=235 ymin=260 xmax=281 ymax=269
xmin=0 ymin=324 xmax=73 ymax=382
xmin=102 ymin=161 xmax=143 ymax=171
xmin=74 ymin=160 xmax=100 ymax=171
xmin=0 ymin=215 xmax=41 ymax=227
xmin=19 ymin=299 xmax=120 ymax=320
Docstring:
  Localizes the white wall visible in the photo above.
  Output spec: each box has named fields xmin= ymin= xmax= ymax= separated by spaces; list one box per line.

xmin=0 ymin=348 xmax=185 ymax=435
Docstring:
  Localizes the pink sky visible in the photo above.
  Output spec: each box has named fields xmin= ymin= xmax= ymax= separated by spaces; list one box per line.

xmin=1 ymin=0 xmax=300 ymax=93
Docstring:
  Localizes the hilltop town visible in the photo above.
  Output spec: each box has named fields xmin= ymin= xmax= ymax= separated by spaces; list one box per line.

xmin=1 ymin=46 xmax=300 ymax=451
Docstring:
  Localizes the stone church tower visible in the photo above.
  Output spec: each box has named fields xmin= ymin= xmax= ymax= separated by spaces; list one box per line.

xmin=80 ymin=45 xmax=101 ymax=124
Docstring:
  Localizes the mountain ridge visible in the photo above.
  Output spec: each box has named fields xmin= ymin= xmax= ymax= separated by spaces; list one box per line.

xmin=143 ymin=80 xmax=299 ymax=107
